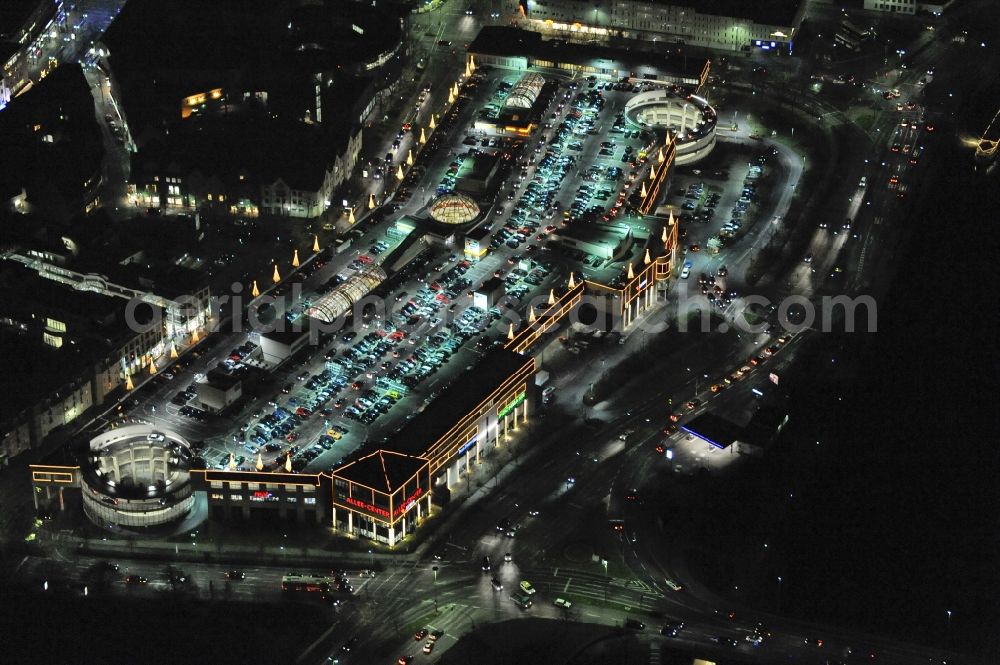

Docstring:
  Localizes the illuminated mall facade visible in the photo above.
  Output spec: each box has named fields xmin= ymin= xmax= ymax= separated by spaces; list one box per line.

xmin=30 ymin=350 xmax=537 ymax=547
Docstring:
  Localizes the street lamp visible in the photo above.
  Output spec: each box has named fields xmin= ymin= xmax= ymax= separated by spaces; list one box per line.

xmin=777 ymin=576 xmax=783 ymax=613
xmin=945 ymin=610 xmax=952 ymax=645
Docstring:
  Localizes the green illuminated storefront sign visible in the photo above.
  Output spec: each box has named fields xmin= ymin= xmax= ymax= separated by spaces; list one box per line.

xmin=497 ymin=392 xmax=526 ymax=419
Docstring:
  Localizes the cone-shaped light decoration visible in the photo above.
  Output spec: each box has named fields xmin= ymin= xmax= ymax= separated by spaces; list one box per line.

xmin=429 ymin=114 xmax=436 ymax=130
xmin=368 ymin=193 xmax=376 ymax=210
xmin=640 ymin=181 xmax=648 ymax=198
xmin=396 ymin=164 xmax=405 ymax=180
xmin=668 ymin=210 xmax=676 ymax=227
xmin=124 ymin=371 xmax=134 ymax=391
xmin=292 ymin=249 xmax=300 ymax=268
xmin=644 ymin=248 xmax=652 ymax=265
xmin=190 ymin=329 xmax=200 ymax=343
xmin=627 ymin=263 xmax=635 ymax=280
xmin=312 ymin=234 xmax=320 ymax=253
xmin=256 ymin=453 xmax=264 ymax=471
xmin=348 ymin=207 xmax=356 ymax=224
xmin=272 ymin=264 xmax=281 ymax=283
xmin=448 ymin=88 xmax=456 ymax=104
xmin=149 ymin=357 xmax=157 ymax=375
xmin=529 ymin=308 xmax=537 ymax=323
xmin=568 ymin=272 xmax=577 ymax=288
xmin=228 ymin=452 xmax=236 ymax=470
xmin=548 ymin=289 xmax=556 ymax=306
xmin=658 ymin=147 xmax=665 ymax=164
xmin=419 ymin=127 xmax=427 ymax=145
xmin=452 ymin=82 xmax=459 ymax=97
xmin=464 ymin=62 xmax=471 ymax=78
xmin=169 ymin=342 xmax=178 ymax=359
xmin=649 ymin=167 xmax=656 ymax=182
xmin=507 ymin=323 xmax=515 ymax=340
xmin=661 ymin=225 xmax=669 ymax=244
xmin=406 ymin=149 xmax=414 ymax=166
xmin=251 ymin=280 xmax=260 ymax=298
xmin=285 ymin=452 xmax=292 ymax=473
xmin=469 ymin=55 xmax=476 ymax=72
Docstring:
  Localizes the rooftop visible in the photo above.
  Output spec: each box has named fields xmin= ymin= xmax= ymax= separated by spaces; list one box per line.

xmin=380 ymin=350 xmax=534 ymax=460
xmin=469 ymin=27 xmax=708 ymax=82
xmin=333 ymin=449 xmax=427 ymax=494
xmin=666 ymin=0 xmax=803 ymax=27
xmin=428 ymin=193 xmax=481 ymax=226
xmin=681 ymin=412 xmax=743 ymax=450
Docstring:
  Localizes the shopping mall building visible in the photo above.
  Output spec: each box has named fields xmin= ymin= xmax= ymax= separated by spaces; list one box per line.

xmin=30 ymin=350 xmax=536 ymax=546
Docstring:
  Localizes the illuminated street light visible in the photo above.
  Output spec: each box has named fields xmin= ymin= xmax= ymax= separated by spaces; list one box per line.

xmin=251 ymin=280 xmax=260 ymax=298
xmin=272 ymin=264 xmax=281 ymax=283
xmin=292 ymin=249 xmax=300 ymax=268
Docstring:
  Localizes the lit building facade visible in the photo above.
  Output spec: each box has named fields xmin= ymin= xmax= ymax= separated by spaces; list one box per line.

xmin=516 ymin=0 xmax=805 ymax=53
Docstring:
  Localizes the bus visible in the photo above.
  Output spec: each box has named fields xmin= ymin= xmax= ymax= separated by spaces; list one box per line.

xmin=834 ymin=32 xmax=861 ymax=52
xmin=840 ymin=20 xmax=870 ymax=41
xmin=281 ymin=574 xmax=331 ymax=593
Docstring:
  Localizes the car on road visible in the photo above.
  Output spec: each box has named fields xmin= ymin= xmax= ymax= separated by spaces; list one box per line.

xmin=125 ymin=575 xmax=147 ymax=585
xmin=504 ymin=552 xmax=512 ymax=562
xmin=491 ymin=577 xmax=503 ymax=591
xmin=414 ymin=629 xmax=428 ymax=641
xmin=804 ymin=638 xmax=825 ymax=647
xmin=341 ymin=638 xmax=358 ymax=652
xmin=422 ymin=641 xmax=434 ymax=654
xmin=660 ymin=620 xmax=684 ymax=637
xmin=553 ymin=598 xmax=572 ymax=609
xmin=664 ymin=579 xmax=683 ymax=591
xmin=481 ymin=556 xmax=491 ymax=571
xmin=624 ymin=618 xmax=645 ymax=630
xmin=429 ymin=630 xmax=444 ymax=642
xmin=225 ymin=570 xmax=245 ymax=580
xmin=519 ymin=580 xmax=536 ymax=595
xmin=396 ymin=657 xmax=413 ymax=665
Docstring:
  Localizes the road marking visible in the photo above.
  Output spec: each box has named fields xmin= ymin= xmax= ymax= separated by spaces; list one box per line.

xmin=553 ymin=567 xmax=559 ymax=577
xmin=563 ymin=578 xmax=572 ymax=592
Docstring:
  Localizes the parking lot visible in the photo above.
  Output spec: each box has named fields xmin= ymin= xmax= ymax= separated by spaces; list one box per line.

xmin=151 ymin=67 xmax=803 ymax=478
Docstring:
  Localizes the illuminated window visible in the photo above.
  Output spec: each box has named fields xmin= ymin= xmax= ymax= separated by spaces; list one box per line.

xmin=230 ymin=494 xmax=242 ymax=501
xmin=210 ymin=493 xmax=224 ymax=500
xmin=43 ymin=332 xmax=63 ymax=348
xmin=45 ymin=318 xmax=66 ymax=332
xmin=304 ymin=497 xmax=316 ymax=505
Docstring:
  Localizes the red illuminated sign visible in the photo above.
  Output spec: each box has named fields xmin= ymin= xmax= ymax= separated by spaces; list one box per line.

xmin=345 ymin=496 xmax=390 ymax=518
xmin=393 ymin=487 xmax=423 ymax=517
xmin=343 ymin=486 xmax=424 ymax=520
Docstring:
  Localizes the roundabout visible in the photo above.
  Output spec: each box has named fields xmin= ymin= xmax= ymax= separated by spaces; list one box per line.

xmin=624 ymin=88 xmax=717 ymax=165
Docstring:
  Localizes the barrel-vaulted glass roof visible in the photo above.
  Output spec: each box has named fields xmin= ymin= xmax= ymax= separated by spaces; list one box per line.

xmin=503 ymin=73 xmax=545 ymax=109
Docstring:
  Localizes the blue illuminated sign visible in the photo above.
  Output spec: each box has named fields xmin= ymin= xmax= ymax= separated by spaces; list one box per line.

xmin=458 ymin=436 xmax=477 ymax=455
